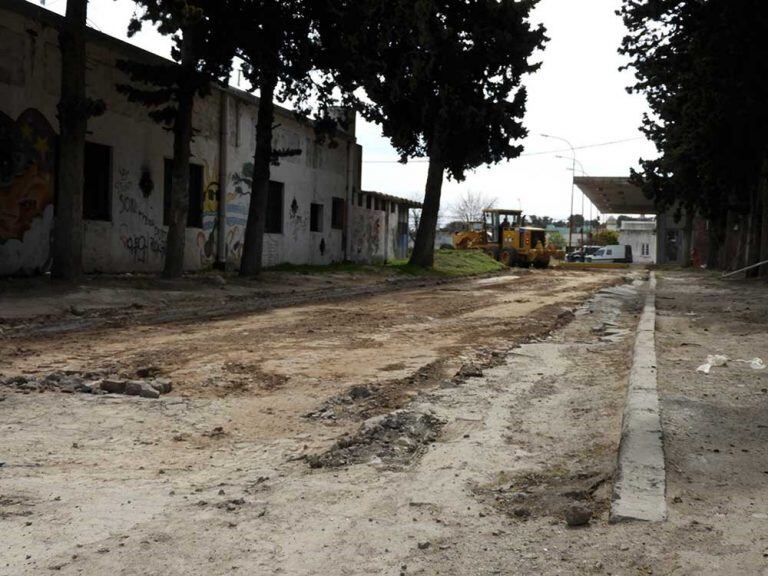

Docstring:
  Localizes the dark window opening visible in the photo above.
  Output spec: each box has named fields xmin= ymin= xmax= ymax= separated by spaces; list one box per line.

xmin=83 ymin=142 xmax=111 ymax=221
xmin=310 ymin=203 xmax=324 ymax=232
xmin=265 ymin=181 xmax=283 ymax=234
xmin=164 ymin=160 xmax=204 ymax=228
xmin=331 ymin=197 xmax=344 ymax=230
xmin=390 ymin=202 xmax=396 ymax=214
xmin=366 ymin=195 xmax=372 ymax=209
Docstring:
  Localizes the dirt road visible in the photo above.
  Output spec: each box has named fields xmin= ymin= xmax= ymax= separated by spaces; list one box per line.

xmin=1 ymin=269 xmax=632 ymax=575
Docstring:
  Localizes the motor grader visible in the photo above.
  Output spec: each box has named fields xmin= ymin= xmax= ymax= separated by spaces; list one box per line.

xmin=452 ymin=208 xmax=559 ymax=268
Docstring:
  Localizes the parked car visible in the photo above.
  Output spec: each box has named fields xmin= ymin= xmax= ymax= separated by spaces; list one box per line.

xmin=585 ymin=244 xmax=633 ymax=263
xmin=566 ymin=245 xmax=601 ymax=262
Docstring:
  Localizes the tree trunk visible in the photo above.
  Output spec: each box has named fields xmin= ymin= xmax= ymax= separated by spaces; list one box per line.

xmin=682 ymin=210 xmax=693 ymax=267
xmin=162 ymin=33 xmax=196 ymax=279
xmin=52 ymin=0 xmax=88 ymax=281
xmin=706 ymin=219 xmax=720 ymax=269
xmin=239 ymin=76 xmax=277 ymax=277
xmin=760 ymin=159 xmax=768 ymax=277
xmin=408 ymin=149 xmax=445 ymax=268
xmin=746 ymin=185 xmax=763 ymax=278
xmin=718 ymin=211 xmax=734 ymax=270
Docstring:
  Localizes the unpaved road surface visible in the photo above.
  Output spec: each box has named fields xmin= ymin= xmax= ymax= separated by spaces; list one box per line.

xmin=3 ymin=269 xmax=764 ymax=575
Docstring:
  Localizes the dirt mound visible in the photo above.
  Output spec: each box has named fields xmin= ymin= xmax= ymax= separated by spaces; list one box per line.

xmin=307 ymin=410 xmax=444 ymax=468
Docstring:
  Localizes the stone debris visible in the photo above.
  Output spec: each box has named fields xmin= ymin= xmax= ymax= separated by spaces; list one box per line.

xmin=307 ymin=409 xmax=444 ymax=469
xmin=564 ymin=504 xmax=592 ymax=527
xmin=0 ymin=371 xmax=172 ymax=399
xmin=456 ymin=364 xmax=484 ymax=379
xmin=304 ymin=384 xmax=377 ymax=420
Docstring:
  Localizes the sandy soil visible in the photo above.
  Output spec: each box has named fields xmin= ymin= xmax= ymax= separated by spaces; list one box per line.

xmin=4 ymin=269 xmax=764 ymax=575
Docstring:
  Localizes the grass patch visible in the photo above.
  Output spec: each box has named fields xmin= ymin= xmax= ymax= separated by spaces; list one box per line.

xmin=267 ymin=249 xmax=505 ymax=278
xmin=389 ymin=249 xmax=506 ymax=277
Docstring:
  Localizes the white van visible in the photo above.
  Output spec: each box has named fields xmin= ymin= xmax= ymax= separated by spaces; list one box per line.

xmin=585 ymin=244 xmax=633 ymax=263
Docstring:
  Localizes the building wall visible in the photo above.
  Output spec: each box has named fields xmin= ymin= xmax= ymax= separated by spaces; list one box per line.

xmin=619 ymin=226 xmax=657 ymax=264
xmin=348 ymin=192 xmax=412 ymax=263
xmin=0 ymin=3 xmax=360 ymax=276
xmin=656 ymin=213 xmax=688 ymax=265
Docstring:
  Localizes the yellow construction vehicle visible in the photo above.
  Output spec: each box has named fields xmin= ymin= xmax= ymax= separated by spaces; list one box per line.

xmin=452 ymin=209 xmax=557 ymax=268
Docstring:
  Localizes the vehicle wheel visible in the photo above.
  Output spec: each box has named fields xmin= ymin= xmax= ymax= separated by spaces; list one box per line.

xmin=499 ymin=250 xmax=514 ymax=267
xmin=484 ymin=247 xmax=500 ymax=261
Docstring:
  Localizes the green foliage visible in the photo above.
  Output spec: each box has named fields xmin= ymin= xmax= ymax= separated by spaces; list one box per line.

xmin=592 ymin=230 xmax=619 ymax=246
xmin=319 ymin=0 xmax=547 ymax=181
xmin=390 ymin=250 xmax=506 ymax=277
xmin=619 ymin=0 xmax=768 ymax=226
xmin=547 ymin=230 xmax=566 ymax=249
xmin=116 ymin=0 xmax=236 ymax=127
xmin=232 ymin=0 xmax=315 ymax=110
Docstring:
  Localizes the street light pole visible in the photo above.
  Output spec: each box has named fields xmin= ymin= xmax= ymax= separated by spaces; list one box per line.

xmin=542 ymin=134 xmax=576 ymax=248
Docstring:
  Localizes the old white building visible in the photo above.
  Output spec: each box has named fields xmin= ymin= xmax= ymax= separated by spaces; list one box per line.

xmin=619 ymin=220 xmax=657 ymax=264
xmin=0 ymin=0 xmax=417 ymax=276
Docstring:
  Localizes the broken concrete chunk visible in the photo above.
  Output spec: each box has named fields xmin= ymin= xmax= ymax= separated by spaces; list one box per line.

xmin=125 ymin=381 xmax=144 ymax=396
xmin=152 ymin=378 xmax=173 ymax=394
xmin=564 ymin=504 xmax=592 ymax=527
xmin=139 ymin=385 xmax=160 ymax=399
xmin=100 ymin=379 xmax=127 ymax=394
xmin=457 ymin=364 xmax=483 ymax=379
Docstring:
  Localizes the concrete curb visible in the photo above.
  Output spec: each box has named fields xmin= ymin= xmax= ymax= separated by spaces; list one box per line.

xmin=610 ymin=272 xmax=667 ymax=523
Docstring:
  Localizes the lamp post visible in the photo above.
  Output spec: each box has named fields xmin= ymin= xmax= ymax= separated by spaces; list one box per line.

xmin=556 ymin=155 xmax=591 ymax=246
xmin=542 ymin=134 xmax=576 ymax=248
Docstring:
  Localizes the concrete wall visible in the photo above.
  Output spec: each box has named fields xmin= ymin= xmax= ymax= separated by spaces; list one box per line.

xmin=348 ymin=192 xmax=412 ymax=263
xmin=656 ymin=213 xmax=688 ymax=265
xmin=0 ymin=2 xmax=360 ymax=276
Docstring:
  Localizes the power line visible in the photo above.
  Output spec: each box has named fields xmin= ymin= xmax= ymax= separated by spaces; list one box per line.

xmin=362 ymin=136 xmax=645 ymax=164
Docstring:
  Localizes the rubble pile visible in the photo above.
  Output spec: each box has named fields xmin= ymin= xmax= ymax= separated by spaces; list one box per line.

xmin=308 ymin=409 xmax=444 ymax=468
xmin=0 ymin=369 xmax=173 ymax=399
xmin=304 ymin=385 xmax=375 ymax=420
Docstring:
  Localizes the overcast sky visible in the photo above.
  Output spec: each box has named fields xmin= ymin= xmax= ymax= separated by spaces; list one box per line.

xmin=33 ymin=0 xmax=656 ymax=220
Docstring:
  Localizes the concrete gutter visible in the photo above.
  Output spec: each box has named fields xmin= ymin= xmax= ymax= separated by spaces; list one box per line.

xmin=610 ymin=271 xmax=667 ymax=523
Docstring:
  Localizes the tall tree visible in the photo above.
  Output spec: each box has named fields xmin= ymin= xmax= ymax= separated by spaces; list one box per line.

xmin=450 ymin=190 xmax=497 ymax=223
xmin=117 ymin=0 xmax=235 ymax=277
xmin=320 ymin=0 xmax=546 ymax=267
xmin=620 ymin=0 xmax=768 ymax=271
xmin=52 ymin=0 xmax=104 ymax=280
xmin=234 ymin=0 xmax=316 ymax=277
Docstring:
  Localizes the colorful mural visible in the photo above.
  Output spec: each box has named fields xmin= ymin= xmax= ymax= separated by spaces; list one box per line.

xmin=0 ymin=108 xmax=55 ymax=243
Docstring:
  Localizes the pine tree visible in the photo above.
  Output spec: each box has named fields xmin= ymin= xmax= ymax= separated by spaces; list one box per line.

xmin=319 ymin=0 xmax=546 ymax=267
xmin=234 ymin=0 xmax=318 ymax=277
xmin=619 ymin=0 xmax=768 ymax=271
xmin=117 ymin=0 xmax=235 ymax=278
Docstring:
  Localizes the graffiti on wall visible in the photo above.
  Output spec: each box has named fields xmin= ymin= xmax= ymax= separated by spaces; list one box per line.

xmin=199 ymin=180 xmax=219 ymax=263
xmin=226 ymin=163 xmax=253 ymax=264
xmin=288 ymin=196 xmax=306 ymax=243
xmin=0 ymin=108 xmax=55 ymax=242
xmin=116 ymin=167 xmax=167 ymax=264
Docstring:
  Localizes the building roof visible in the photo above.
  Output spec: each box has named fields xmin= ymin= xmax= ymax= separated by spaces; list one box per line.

xmin=620 ymin=220 xmax=656 ymax=231
xmin=484 ymin=208 xmax=522 ymax=215
xmin=362 ymin=190 xmax=422 ymax=209
xmin=2 ymin=0 xmax=356 ymax=138
xmin=574 ymin=176 xmax=654 ymax=214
